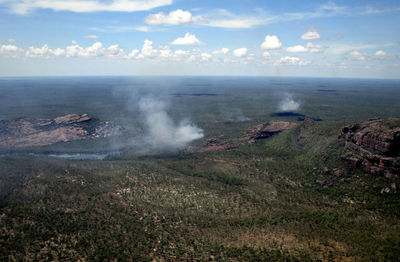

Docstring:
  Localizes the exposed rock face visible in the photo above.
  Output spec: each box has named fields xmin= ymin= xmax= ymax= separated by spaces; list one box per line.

xmin=54 ymin=114 xmax=91 ymax=125
xmin=92 ymin=121 xmax=123 ymax=138
xmin=198 ymin=138 xmax=238 ymax=152
xmin=341 ymin=118 xmax=400 ymax=178
xmin=241 ymin=120 xmax=297 ymax=143
xmin=199 ymin=120 xmax=297 ymax=152
xmin=0 ymin=114 xmax=122 ymax=149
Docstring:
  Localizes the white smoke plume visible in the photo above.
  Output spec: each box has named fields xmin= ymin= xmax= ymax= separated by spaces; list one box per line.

xmin=278 ymin=93 xmax=301 ymax=112
xmin=223 ymin=108 xmax=250 ymax=122
xmin=138 ymin=96 xmax=203 ymax=150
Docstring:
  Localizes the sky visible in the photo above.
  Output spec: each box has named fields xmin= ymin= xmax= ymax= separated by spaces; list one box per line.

xmin=0 ymin=0 xmax=399 ymax=78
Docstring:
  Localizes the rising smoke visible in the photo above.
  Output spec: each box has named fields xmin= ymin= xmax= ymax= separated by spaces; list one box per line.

xmin=138 ymin=96 xmax=204 ymax=150
xmin=222 ymin=108 xmax=250 ymax=122
xmin=278 ymin=93 xmax=301 ymax=112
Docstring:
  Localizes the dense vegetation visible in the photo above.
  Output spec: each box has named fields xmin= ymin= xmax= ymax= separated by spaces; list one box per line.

xmin=0 ymin=77 xmax=399 ymax=260
xmin=1 ymin=121 xmax=399 ymax=261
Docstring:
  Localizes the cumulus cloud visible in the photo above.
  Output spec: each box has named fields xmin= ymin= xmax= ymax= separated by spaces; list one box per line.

xmin=84 ymin=35 xmax=99 ymax=40
xmin=276 ymin=56 xmax=310 ymax=66
xmin=233 ymin=48 xmax=248 ymax=57
xmin=0 ymin=44 xmax=23 ymax=58
xmin=201 ymin=53 xmax=212 ymax=61
xmin=260 ymin=35 xmax=282 ymax=50
xmin=262 ymin=51 xmax=270 ymax=57
xmin=25 ymin=45 xmax=64 ymax=58
xmin=212 ymin=48 xmax=229 ymax=55
xmin=127 ymin=49 xmax=139 ymax=59
xmin=144 ymin=8 xmax=268 ymax=29
xmin=301 ymin=31 xmax=320 ymax=40
xmin=349 ymin=50 xmax=367 ymax=60
xmin=278 ymin=93 xmax=301 ymax=112
xmin=106 ymin=44 xmax=126 ymax=58
xmin=170 ymin=33 xmax=205 ymax=46
xmin=279 ymin=56 xmax=300 ymax=64
xmin=375 ymin=50 xmax=387 ymax=56
xmin=286 ymin=42 xmax=323 ymax=53
xmin=138 ymin=96 xmax=203 ymax=150
xmin=145 ymin=9 xmax=192 ymax=25
xmin=305 ymin=42 xmax=323 ymax=53
xmin=66 ymin=41 xmax=105 ymax=57
xmin=7 ymin=0 xmax=173 ymax=14
xmin=286 ymin=45 xmax=308 ymax=53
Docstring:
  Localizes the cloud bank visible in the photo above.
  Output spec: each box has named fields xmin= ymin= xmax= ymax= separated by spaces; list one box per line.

xmin=6 ymin=0 xmax=172 ymax=14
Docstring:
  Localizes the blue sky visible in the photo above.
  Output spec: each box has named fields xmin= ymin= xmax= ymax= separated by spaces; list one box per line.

xmin=0 ymin=0 xmax=399 ymax=78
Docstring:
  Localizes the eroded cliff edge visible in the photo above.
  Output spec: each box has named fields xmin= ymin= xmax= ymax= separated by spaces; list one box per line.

xmin=341 ymin=118 xmax=400 ymax=179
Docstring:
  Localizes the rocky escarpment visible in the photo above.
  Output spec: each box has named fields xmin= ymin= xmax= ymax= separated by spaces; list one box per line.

xmin=200 ymin=120 xmax=297 ymax=152
xmin=0 ymin=114 xmax=122 ymax=148
xmin=341 ymin=118 xmax=400 ymax=178
xmin=240 ymin=120 xmax=297 ymax=143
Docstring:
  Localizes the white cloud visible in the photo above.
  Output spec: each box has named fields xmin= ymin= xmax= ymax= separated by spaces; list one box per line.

xmin=276 ymin=56 xmax=310 ymax=66
xmin=24 ymin=45 xmax=66 ymax=58
xmin=25 ymin=44 xmax=56 ymax=58
xmin=305 ymin=42 xmax=323 ymax=53
xmin=65 ymin=41 xmax=105 ymax=58
xmin=170 ymin=33 xmax=204 ymax=46
xmin=140 ymin=39 xmax=158 ymax=57
xmin=8 ymin=0 xmax=173 ymax=14
xmin=0 ymin=44 xmax=23 ymax=58
xmin=145 ymin=8 xmax=270 ymax=29
xmin=201 ymin=53 xmax=212 ymax=61
xmin=327 ymin=43 xmax=396 ymax=55
xmin=90 ymin=25 xmax=149 ymax=33
xmin=260 ymin=35 xmax=282 ymax=50
xmin=84 ymin=35 xmax=99 ymax=40
xmin=212 ymin=48 xmax=229 ymax=55
xmin=375 ymin=50 xmax=387 ymax=56
xmin=349 ymin=50 xmax=367 ymax=60
xmin=286 ymin=45 xmax=308 ymax=53
xmin=262 ymin=51 xmax=270 ymax=57
xmin=233 ymin=48 xmax=247 ymax=57
xmin=286 ymin=42 xmax=324 ymax=53
xmin=279 ymin=56 xmax=300 ymax=64
xmin=195 ymin=16 xmax=266 ymax=29
xmin=174 ymin=50 xmax=191 ymax=56
xmin=301 ymin=31 xmax=320 ymax=40
xmin=127 ymin=49 xmax=139 ymax=59
xmin=135 ymin=26 xmax=149 ymax=32
xmin=145 ymin=9 xmax=192 ymax=25
xmin=52 ymin=48 xmax=66 ymax=57
xmin=106 ymin=44 xmax=126 ymax=58
xmin=6 ymin=38 xmax=16 ymax=44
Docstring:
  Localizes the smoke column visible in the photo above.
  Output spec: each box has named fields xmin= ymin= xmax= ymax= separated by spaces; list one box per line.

xmin=138 ymin=96 xmax=203 ymax=150
xmin=278 ymin=93 xmax=301 ymax=112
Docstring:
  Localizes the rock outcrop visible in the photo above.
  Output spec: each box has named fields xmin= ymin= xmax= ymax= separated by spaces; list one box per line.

xmin=241 ymin=120 xmax=297 ymax=143
xmin=198 ymin=138 xmax=238 ymax=152
xmin=0 ymin=114 xmax=122 ymax=148
xmin=199 ymin=120 xmax=297 ymax=152
xmin=341 ymin=118 xmax=400 ymax=178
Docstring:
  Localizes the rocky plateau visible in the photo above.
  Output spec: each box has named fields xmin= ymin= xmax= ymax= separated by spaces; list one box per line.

xmin=0 ymin=114 xmax=122 ymax=149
